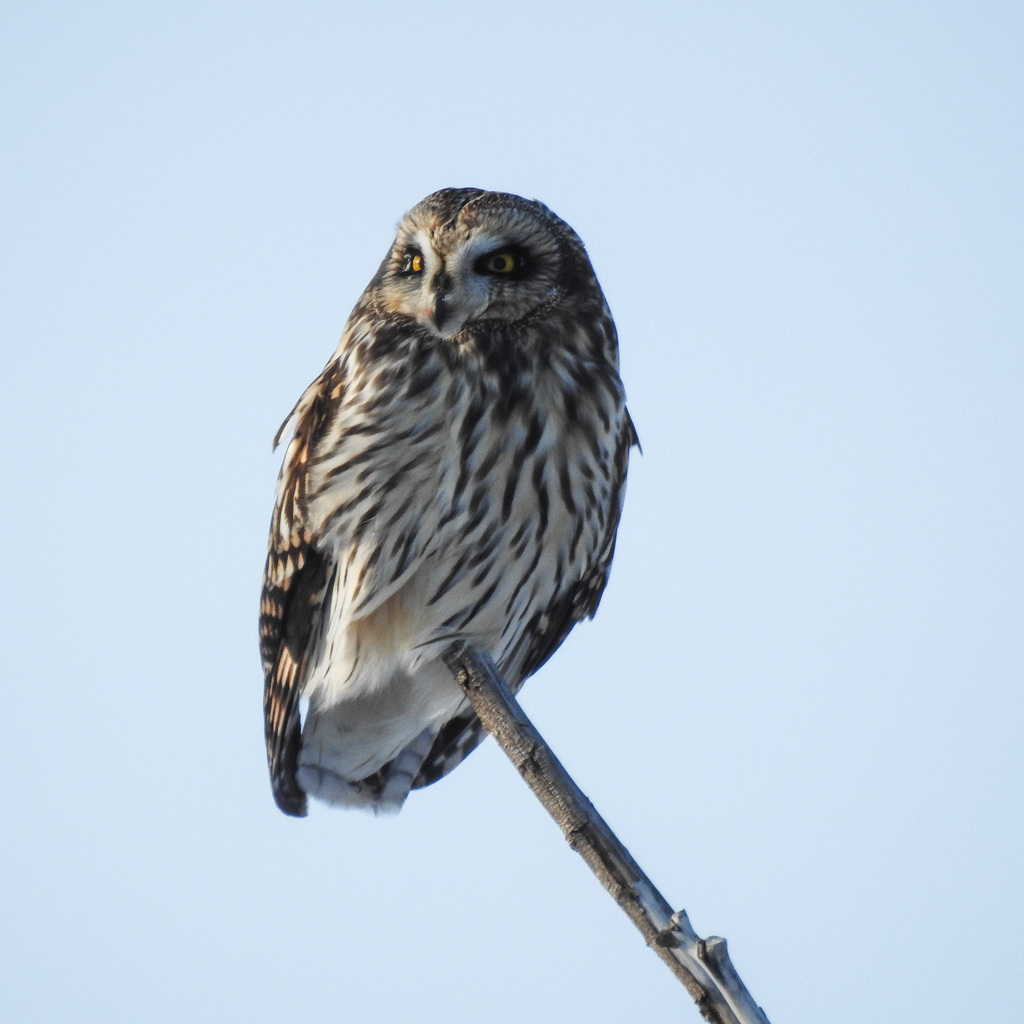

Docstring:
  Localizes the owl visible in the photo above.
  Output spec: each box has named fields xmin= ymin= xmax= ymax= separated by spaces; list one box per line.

xmin=260 ymin=188 xmax=636 ymax=817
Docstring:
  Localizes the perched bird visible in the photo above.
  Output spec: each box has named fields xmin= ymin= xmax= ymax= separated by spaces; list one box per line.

xmin=259 ymin=188 xmax=636 ymax=817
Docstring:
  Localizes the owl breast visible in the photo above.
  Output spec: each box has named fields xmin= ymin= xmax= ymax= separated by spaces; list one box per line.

xmin=294 ymin=326 xmax=622 ymax=806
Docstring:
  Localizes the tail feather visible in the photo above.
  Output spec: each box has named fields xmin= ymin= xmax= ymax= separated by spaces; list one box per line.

xmin=296 ymin=723 xmax=442 ymax=814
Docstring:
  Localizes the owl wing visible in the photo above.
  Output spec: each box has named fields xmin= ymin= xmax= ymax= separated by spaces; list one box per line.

xmin=259 ymin=365 xmax=344 ymax=817
xmin=412 ymin=409 xmax=639 ymax=791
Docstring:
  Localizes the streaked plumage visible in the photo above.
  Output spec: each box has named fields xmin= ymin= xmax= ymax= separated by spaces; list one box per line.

xmin=260 ymin=188 xmax=636 ymax=816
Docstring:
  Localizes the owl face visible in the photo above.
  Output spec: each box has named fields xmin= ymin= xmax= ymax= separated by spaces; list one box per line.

xmin=370 ymin=188 xmax=588 ymax=340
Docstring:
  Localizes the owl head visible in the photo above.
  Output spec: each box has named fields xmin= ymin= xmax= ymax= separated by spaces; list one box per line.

xmin=366 ymin=188 xmax=602 ymax=341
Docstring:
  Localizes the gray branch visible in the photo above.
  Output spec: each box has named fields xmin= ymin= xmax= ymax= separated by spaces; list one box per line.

xmin=443 ymin=643 xmax=771 ymax=1024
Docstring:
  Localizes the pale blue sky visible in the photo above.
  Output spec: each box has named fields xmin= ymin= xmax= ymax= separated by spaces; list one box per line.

xmin=2 ymin=3 xmax=1021 ymax=1022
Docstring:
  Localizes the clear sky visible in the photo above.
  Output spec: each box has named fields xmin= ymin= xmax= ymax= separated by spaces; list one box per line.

xmin=2 ymin=3 xmax=1021 ymax=1022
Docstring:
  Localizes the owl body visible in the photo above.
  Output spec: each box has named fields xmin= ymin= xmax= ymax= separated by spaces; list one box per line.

xmin=261 ymin=189 xmax=634 ymax=816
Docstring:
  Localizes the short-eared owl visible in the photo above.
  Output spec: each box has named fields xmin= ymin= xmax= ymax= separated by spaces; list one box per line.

xmin=260 ymin=188 xmax=636 ymax=816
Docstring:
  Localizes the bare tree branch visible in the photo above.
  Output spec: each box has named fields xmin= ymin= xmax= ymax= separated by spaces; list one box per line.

xmin=443 ymin=643 xmax=771 ymax=1024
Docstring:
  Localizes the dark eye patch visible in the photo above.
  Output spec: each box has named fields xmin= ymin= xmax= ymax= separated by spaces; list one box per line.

xmin=474 ymin=245 xmax=530 ymax=279
xmin=398 ymin=247 xmax=424 ymax=276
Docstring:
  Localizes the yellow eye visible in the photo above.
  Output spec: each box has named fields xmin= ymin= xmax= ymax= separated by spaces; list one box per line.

xmin=411 ymin=254 xmax=423 ymax=273
xmin=485 ymin=252 xmax=516 ymax=274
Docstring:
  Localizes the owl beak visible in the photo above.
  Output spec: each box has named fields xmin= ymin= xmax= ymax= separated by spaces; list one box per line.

xmin=429 ymin=269 xmax=453 ymax=334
